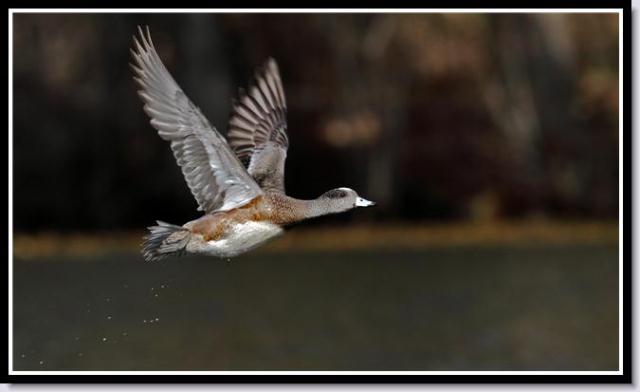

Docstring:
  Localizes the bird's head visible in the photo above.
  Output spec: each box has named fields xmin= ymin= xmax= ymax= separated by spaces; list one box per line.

xmin=320 ymin=187 xmax=376 ymax=213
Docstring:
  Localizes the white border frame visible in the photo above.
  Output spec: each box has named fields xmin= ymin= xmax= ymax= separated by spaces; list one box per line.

xmin=7 ymin=8 xmax=625 ymax=377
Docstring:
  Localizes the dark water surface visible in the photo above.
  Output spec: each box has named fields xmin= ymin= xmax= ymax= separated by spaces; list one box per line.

xmin=13 ymin=245 xmax=618 ymax=370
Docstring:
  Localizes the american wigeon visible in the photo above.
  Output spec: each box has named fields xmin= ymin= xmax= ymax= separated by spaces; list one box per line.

xmin=131 ymin=27 xmax=375 ymax=261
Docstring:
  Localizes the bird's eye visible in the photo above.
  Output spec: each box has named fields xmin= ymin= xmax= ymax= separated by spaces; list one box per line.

xmin=325 ymin=189 xmax=347 ymax=199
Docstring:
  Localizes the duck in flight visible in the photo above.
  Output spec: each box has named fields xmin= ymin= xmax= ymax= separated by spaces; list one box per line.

xmin=130 ymin=26 xmax=375 ymax=261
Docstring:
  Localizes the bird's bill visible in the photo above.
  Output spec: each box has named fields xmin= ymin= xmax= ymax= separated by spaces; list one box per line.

xmin=355 ymin=197 xmax=376 ymax=207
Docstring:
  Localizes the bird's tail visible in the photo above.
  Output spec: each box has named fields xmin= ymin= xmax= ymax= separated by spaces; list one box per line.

xmin=142 ymin=221 xmax=191 ymax=262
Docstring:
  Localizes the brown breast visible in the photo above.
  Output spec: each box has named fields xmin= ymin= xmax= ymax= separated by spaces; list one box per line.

xmin=188 ymin=196 xmax=277 ymax=241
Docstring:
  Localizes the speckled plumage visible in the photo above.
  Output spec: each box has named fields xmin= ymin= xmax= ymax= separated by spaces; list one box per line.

xmin=132 ymin=26 xmax=374 ymax=261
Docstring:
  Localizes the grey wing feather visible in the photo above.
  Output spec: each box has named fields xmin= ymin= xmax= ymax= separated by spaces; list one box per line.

xmin=130 ymin=26 xmax=263 ymax=213
xmin=227 ymin=58 xmax=289 ymax=193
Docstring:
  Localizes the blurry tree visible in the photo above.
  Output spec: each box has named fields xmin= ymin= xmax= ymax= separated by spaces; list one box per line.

xmin=12 ymin=13 xmax=619 ymax=232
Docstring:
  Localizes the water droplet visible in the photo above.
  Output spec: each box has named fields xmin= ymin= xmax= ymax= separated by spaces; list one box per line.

xmin=154 ymin=293 xmax=158 ymax=298
xmin=150 ymin=287 xmax=155 ymax=291
xmin=74 ymin=337 xmax=80 ymax=341
xmin=226 ymin=258 xmax=231 ymax=262
xmin=143 ymin=319 xmax=147 ymax=323
xmin=77 ymin=352 xmax=83 ymax=357
xmin=106 ymin=316 xmax=112 ymax=320
xmin=160 ymin=285 xmax=165 ymax=289
xmin=39 ymin=361 xmax=44 ymax=365
xmin=101 ymin=337 xmax=107 ymax=342
xmin=154 ymin=317 xmax=159 ymax=322
xmin=20 ymin=354 xmax=25 ymax=358
xmin=122 ymin=332 xmax=128 ymax=336
xmin=105 ymin=298 xmax=110 ymax=302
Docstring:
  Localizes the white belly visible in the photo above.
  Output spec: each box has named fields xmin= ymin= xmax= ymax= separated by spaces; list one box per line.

xmin=186 ymin=221 xmax=283 ymax=258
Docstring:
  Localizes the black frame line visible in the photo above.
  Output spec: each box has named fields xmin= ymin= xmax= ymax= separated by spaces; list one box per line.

xmin=5 ymin=1 xmax=631 ymax=383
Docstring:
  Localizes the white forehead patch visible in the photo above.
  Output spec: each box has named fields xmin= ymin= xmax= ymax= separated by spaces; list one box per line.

xmin=338 ymin=187 xmax=353 ymax=192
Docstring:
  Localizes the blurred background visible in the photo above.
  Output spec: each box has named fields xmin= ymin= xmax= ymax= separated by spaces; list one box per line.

xmin=12 ymin=13 xmax=619 ymax=371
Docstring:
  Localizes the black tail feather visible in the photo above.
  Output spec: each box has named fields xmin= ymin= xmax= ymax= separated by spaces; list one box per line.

xmin=141 ymin=221 xmax=190 ymax=261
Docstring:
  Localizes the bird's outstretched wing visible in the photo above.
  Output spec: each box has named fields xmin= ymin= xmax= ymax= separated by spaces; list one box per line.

xmin=131 ymin=26 xmax=263 ymax=213
xmin=227 ymin=59 xmax=289 ymax=193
